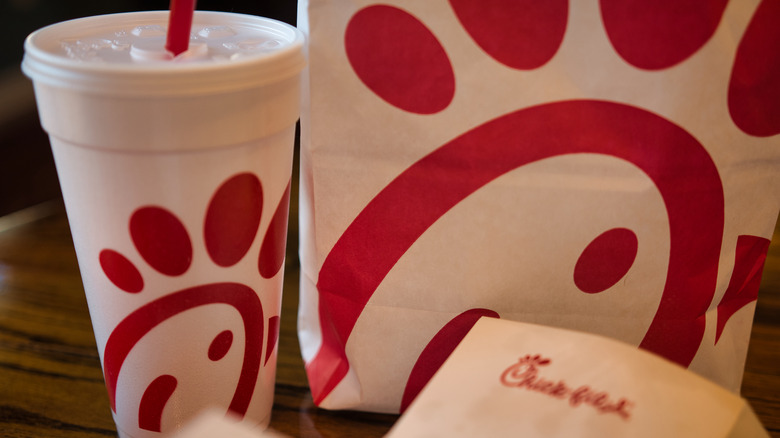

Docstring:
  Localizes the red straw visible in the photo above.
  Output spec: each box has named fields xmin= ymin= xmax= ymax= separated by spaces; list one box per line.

xmin=166 ymin=0 xmax=197 ymax=56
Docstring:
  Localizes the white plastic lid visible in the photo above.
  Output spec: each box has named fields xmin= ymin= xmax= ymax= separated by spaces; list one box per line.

xmin=22 ymin=11 xmax=306 ymax=96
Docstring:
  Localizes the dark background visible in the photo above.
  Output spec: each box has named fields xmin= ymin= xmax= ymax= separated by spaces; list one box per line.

xmin=0 ymin=0 xmax=297 ymax=217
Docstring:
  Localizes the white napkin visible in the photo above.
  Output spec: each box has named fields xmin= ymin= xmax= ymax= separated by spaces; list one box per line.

xmin=170 ymin=409 xmax=289 ymax=438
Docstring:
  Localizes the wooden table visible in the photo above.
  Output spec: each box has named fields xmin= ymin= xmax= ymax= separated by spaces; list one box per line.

xmin=1 ymin=199 xmax=779 ymax=437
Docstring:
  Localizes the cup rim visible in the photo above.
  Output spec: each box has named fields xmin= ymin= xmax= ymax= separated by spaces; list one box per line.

xmin=22 ymin=11 xmax=306 ymax=96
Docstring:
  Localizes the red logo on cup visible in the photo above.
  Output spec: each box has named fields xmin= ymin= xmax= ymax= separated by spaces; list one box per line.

xmin=98 ymin=172 xmax=291 ymax=432
xmin=500 ymin=354 xmax=634 ymax=420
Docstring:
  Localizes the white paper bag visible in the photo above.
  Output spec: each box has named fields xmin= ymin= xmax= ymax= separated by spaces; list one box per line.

xmin=387 ymin=318 xmax=769 ymax=438
xmin=297 ymin=0 xmax=780 ymax=413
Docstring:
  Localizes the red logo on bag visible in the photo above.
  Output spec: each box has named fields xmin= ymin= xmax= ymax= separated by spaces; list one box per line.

xmin=500 ymin=354 xmax=634 ymax=420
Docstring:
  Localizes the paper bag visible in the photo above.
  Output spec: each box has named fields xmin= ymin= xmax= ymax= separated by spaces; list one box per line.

xmin=387 ymin=317 xmax=770 ymax=437
xmin=297 ymin=0 xmax=780 ymax=413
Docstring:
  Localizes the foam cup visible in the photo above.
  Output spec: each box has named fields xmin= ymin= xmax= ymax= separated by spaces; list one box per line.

xmin=23 ymin=11 xmax=304 ymax=438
